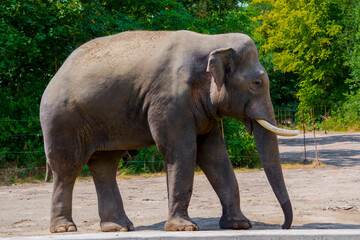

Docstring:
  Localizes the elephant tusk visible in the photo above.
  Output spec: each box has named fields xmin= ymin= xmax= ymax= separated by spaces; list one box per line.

xmin=256 ymin=119 xmax=299 ymax=137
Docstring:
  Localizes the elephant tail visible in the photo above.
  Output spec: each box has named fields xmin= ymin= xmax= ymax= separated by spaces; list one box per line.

xmin=45 ymin=161 xmax=52 ymax=182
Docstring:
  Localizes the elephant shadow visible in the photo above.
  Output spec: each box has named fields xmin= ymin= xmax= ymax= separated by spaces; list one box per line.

xmin=252 ymin=222 xmax=360 ymax=230
xmin=135 ymin=218 xmax=360 ymax=231
xmin=292 ymin=223 xmax=360 ymax=229
xmin=135 ymin=218 xmax=220 ymax=231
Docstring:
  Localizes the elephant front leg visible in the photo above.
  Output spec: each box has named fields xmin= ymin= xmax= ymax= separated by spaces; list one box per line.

xmin=196 ymin=127 xmax=252 ymax=230
xmin=164 ymin=155 xmax=199 ymax=231
xmin=152 ymin=126 xmax=199 ymax=231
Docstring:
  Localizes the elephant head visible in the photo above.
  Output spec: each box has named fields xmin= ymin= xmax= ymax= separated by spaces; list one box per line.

xmin=206 ymin=38 xmax=298 ymax=229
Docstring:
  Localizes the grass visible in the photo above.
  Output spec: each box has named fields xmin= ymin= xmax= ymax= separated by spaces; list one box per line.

xmin=0 ymin=168 xmax=46 ymax=186
xmin=281 ymin=161 xmax=326 ymax=169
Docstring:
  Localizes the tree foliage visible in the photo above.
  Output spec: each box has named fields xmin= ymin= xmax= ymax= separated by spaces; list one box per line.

xmin=223 ymin=119 xmax=260 ymax=168
xmin=0 ymin=0 xmax=258 ymax=178
xmin=345 ymin=1 xmax=360 ymax=88
xmin=1 ymin=0 xmax=359 ymax=180
xmin=252 ymin=0 xmax=355 ymax=114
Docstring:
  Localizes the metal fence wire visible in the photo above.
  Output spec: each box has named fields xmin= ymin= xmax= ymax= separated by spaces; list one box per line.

xmin=0 ymin=107 xmax=329 ymax=180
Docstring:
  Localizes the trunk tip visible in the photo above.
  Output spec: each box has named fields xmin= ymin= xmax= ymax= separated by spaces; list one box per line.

xmin=281 ymin=200 xmax=293 ymax=229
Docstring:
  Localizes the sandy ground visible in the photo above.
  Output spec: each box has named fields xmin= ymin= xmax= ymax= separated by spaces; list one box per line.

xmin=0 ymin=132 xmax=359 ymax=237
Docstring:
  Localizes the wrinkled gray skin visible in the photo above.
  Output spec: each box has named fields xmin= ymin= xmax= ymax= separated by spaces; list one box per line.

xmin=40 ymin=30 xmax=292 ymax=233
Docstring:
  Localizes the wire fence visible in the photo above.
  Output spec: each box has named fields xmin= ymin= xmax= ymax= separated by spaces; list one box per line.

xmin=0 ymin=107 xmax=331 ymax=183
xmin=275 ymin=105 xmax=330 ymax=131
xmin=275 ymin=107 xmax=298 ymax=126
xmin=274 ymin=106 xmax=335 ymax=165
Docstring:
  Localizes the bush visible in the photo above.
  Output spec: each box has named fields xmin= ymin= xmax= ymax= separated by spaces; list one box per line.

xmin=0 ymin=120 xmax=44 ymax=169
xmin=222 ymin=118 xmax=260 ymax=168
xmin=117 ymin=119 xmax=261 ymax=175
xmin=119 ymin=147 xmax=164 ymax=175
xmin=325 ymin=90 xmax=360 ymax=132
xmin=0 ymin=0 xmax=258 ymax=182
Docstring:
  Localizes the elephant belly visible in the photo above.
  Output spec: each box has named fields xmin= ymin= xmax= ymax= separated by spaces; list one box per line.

xmin=91 ymin=118 xmax=156 ymax=151
xmin=99 ymin=131 xmax=155 ymax=151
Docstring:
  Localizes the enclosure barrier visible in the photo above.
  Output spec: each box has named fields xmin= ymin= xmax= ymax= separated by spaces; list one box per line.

xmin=0 ymin=106 xmax=330 ymax=183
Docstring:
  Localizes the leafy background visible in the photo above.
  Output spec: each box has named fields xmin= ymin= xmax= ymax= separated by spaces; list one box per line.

xmin=0 ymin=0 xmax=359 ymax=181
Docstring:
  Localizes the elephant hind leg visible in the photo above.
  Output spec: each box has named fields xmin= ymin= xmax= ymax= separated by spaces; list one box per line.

xmin=50 ymin=164 xmax=83 ymax=233
xmin=87 ymin=150 xmax=134 ymax=232
xmin=43 ymin=118 xmax=93 ymax=233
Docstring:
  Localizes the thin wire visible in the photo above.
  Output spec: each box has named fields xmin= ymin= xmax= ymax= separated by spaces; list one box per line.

xmin=0 ymin=166 xmax=46 ymax=171
xmin=2 ymin=133 xmax=42 ymax=137
xmin=0 ymin=151 xmax=44 ymax=154
xmin=0 ymin=119 xmax=39 ymax=122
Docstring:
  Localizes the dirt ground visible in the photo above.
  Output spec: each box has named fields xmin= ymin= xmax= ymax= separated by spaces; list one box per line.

xmin=0 ymin=132 xmax=359 ymax=237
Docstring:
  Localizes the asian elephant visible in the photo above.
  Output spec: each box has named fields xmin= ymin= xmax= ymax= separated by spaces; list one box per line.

xmin=40 ymin=30 xmax=298 ymax=233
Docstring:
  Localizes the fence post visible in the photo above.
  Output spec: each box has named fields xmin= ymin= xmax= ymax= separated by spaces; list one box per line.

xmin=302 ymin=110 xmax=307 ymax=164
xmin=221 ymin=119 xmax=225 ymax=140
xmin=324 ymin=106 xmax=327 ymax=134
xmin=310 ymin=108 xmax=319 ymax=165
xmin=55 ymin=56 xmax=58 ymax=72
xmin=287 ymin=108 xmax=289 ymax=125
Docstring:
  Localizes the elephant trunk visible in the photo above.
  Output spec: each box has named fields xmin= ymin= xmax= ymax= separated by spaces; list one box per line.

xmin=252 ymin=120 xmax=293 ymax=229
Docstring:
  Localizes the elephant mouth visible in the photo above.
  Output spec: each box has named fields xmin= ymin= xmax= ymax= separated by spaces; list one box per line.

xmin=255 ymin=119 xmax=299 ymax=136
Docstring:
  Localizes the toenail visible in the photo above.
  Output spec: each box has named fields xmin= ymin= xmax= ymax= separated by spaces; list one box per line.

xmin=68 ymin=225 xmax=77 ymax=232
xmin=233 ymin=222 xmax=239 ymax=229
xmin=242 ymin=222 xmax=250 ymax=229
xmin=184 ymin=226 xmax=193 ymax=231
xmin=56 ymin=226 xmax=66 ymax=232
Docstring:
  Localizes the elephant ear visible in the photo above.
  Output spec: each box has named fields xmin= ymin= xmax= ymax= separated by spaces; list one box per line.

xmin=206 ymin=48 xmax=236 ymax=91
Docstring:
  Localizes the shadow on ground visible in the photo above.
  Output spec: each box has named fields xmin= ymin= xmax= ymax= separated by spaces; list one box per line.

xmin=135 ymin=218 xmax=219 ymax=231
xmin=293 ymin=223 xmax=360 ymax=229
xmin=135 ymin=218 xmax=360 ymax=231
xmin=278 ymin=133 xmax=360 ymax=167
xmin=278 ymin=133 xmax=360 ymax=147
xmin=280 ymin=149 xmax=360 ymax=167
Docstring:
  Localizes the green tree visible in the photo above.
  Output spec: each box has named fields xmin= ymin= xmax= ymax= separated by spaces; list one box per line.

xmin=324 ymin=0 xmax=360 ymax=131
xmin=0 ymin=0 xmax=86 ymax=170
xmin=0 ymin=0 xmax=261 ymax=180
xmin=344 ymin=1 xmax=360 ymax=87
xmin=223 ymin=119 xmax=260 ymax=168
xmin=252 ymin=0 xmax=352 ymax=116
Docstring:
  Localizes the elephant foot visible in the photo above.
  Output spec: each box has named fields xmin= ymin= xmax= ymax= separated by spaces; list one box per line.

xmin=164 ymin=217 xmax=200 ymax=231
xmin=100 ymin=220 xmax=135 ymax=232
xmin=50 ymin=217 xmax=77 ymax=233
xmin=219 ymin=214 xmax=252 ymax=230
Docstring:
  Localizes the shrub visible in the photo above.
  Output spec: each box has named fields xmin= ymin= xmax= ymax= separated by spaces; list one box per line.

xmin=118 ymin=118 xmax=261 ymax=175
xmin=222 ymin=118 xmax=260 ymax=168
xmin=325 ymin=90 xmax=360 ymax=132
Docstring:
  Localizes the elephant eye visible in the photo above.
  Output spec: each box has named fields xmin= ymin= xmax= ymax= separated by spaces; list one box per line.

xmin=250 ymin=79 xmax=262 ymax=92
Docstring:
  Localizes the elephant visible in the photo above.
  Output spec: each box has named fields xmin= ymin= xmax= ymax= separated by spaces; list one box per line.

xmin=40 ymin=30 xmax=298 ymax=233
